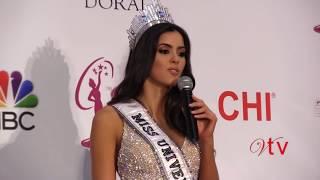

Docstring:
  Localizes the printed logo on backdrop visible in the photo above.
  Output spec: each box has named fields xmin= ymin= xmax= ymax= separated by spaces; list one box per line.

xmin=250 ymin=137 xmax=288 ymax=156
xmin=217 ymin=90 xmax=289 ymax=156
xmin=0 ymin=70 xmax=38 ymax=131
xmin=85 ymin=0 xmax=144 ymax=11
xmin=75 ymin=57 xmax=114 ymax=148
xmin=218 ymin=91 xmax=274 ymax=121
xmin=314 ymin=24 xmax=320 ymax=33
xmin=239 ymin=23 xmax=320 ymax=157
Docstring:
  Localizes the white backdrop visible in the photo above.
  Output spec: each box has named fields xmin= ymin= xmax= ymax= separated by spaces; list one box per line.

xmin=1 ymin=0 xmax=320 ymax=179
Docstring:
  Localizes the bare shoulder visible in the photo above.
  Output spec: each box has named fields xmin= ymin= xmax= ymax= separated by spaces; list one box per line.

xmin=90 ymin=105 xmax=123 ymax=179
xmin=91 ymin=105 xmax=123 ymax=144
xmin=94 ymin=105 xmax=122 ymax=123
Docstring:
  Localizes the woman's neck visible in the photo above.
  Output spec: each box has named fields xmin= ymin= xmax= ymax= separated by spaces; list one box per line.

xmin=137 ymin=79 xmax=169 ymax=122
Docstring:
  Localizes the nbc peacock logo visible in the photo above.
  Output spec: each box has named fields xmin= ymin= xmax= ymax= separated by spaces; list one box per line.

xmin=0 ymin=70 xmax=38 ymax=131
xmin=0 ymin=70 xmax=38 ymax=108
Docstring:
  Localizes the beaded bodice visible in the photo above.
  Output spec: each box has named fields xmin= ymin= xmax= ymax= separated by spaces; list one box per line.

xmin=117 ymin=121 xmax=200 ymax=180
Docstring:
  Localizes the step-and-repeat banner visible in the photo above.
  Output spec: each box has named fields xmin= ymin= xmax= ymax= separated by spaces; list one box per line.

xmin=1 ymin=0 xmax=320 ymax=179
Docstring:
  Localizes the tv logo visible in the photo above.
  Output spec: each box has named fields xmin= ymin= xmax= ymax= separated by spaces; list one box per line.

xmin=0 ymin=70 xmax=38 ymax=130
xmin=250 ymin=137 xmax=288 ymax=156
xmin=218 ymin=91 xmax=273 ymax=121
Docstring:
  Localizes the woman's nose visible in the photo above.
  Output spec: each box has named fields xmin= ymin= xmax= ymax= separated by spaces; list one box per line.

xmin=170 ymin=53 xmax=179 ymax=63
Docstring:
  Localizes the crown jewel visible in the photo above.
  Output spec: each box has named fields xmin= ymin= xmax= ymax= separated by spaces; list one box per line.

xmin=127 ymin=0 xmax=174 ymax=49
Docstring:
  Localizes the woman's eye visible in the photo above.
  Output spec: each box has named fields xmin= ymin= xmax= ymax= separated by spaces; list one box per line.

xmin=158 ymin=49 xmax=170 ymax=54
xmin=179 ymin=52 xmax=186 ymax=57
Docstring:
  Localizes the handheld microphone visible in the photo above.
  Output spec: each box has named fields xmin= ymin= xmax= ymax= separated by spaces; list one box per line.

xmin=177 ymin=76 xmax=199 ymax=142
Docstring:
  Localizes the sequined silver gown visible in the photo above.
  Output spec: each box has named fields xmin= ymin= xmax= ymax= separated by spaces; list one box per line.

xmin=117 ymin=121 xmax=200 ymax=180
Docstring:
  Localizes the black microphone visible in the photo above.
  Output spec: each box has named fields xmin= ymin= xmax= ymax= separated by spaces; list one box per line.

xmin=177 ymin=76 xmax=199 ymax=142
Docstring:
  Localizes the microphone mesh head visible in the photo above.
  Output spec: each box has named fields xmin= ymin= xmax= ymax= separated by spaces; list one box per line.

xmin=177 ymin=76 xmax=194 ymax=90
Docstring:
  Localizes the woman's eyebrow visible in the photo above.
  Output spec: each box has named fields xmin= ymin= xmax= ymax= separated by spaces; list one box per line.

xmin=158 ymin=43 xmax=185 ymax=49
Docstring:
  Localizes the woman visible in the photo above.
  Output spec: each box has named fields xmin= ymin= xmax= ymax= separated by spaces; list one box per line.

xmin=90 ymin=1 xmax=219 ymax=180
xmin=88 ymin=70 xmax=103 ymax=113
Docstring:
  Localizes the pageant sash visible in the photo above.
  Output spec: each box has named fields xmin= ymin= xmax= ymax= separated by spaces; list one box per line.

xmin=113 ymin=100 xmax=193 ymax=180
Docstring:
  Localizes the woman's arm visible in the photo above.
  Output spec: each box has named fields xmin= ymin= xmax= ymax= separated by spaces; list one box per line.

xmin=190 ymin=96 xmax=219 ymax=180
xmin=198 ymin=137 xmax=219 ymax=180
xmin=90 ymin=106 xmax=123 ymax=180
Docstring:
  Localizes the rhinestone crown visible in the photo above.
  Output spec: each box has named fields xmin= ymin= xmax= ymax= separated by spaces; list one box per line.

xmin=127 ymin=0 xmax=174 ymax=49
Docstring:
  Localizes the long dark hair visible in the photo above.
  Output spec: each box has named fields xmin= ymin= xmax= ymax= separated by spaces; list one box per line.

xmin=108 ymin=23 xmax=195 ymax=140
